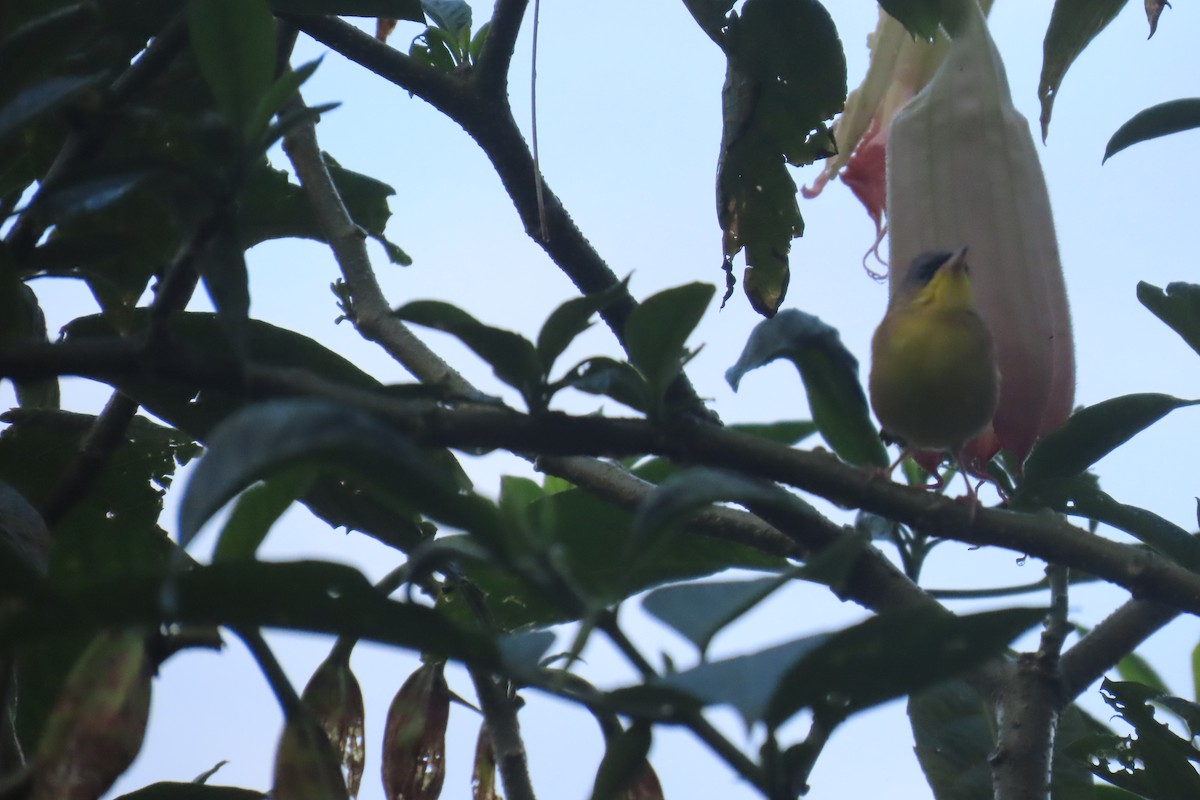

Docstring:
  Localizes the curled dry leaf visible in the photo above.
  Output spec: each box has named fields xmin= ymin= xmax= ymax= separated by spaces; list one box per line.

xmin=32 ymin=630 xmax=152 ymax=800
xmin=382 ymin=661 xmax=451 ymax=800
xmin=302 ymin=652 xmax=366 ymax=799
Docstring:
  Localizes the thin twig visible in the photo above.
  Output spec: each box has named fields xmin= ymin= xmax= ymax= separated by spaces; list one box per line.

xmin=529 ymin=0 xmax=548 ymax=242
xmin=1037 ymin=563 xmax=1070 ymax=660
xmin=235 ymin=627 xmax=307 ymax=720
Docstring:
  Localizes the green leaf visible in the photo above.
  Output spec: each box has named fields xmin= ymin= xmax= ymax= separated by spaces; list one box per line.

xmin=726 ymin=309 xmax=888 ymax=468
xmin=437 ymin=488 xmax=785 ymax=631
xmin=2 ymin=560 xmax=499 ymax=665
xmin=0 ymin=480 xmax=48 ymax=586
xmin=247 ymin=57 xmax=323 ymax=146
xmin=394 ymin=300 xmax=544 ymax=407
xmin=1022 ymin=393 xmax=1200 ymax=487
xmin=0 ymin=74 xmax=103 ymax=143
xmin=624 ymin=283 xmax=714 ymax=406
xmin=1104 ymin=98 xmax=1200 ymax=162
xmin=589 ymin=723 xmax=652 ymax=800
xmin=178 ymin=398 xmax=492 ymax=547
xmin=913 ymin=681 xmax=1103 ymax=800
xmin=238 ymin=157 xmax=409 ymax=260
xmin=536 ymin=284 xmax=623 ymax=375
xmin=188 ymin=0 xmax=277 ymax=131
xmin=715 ymin=0 xmax=845 ymax=316
xmin=877 ymin=0 xmax=944 ymax=40
xmin=421 ymin=0 xmax=471 ymax=33
xmin=641 ymin=535 xmax=865 ymax=656
xmin=1038 ymin=0 xmax=1127 ymax=141
xmin=267 ymin=0 xmax=423 ymax=19
xmin=1083 ymin=679 xmax=1200 ymax=798
xmin=194 ymin=218 xmax=250 ymax=353
xmin=557 ymin=357 xmax=649 ymax=414
xmin=212 ymin=466 xmax=318 ymax=562
xmin=1116 ymin=651 xmax=1171 ymax=695
xmin=0 ymin=262 xmax=58 ymax=409
xmin=323 ymin=153 xmax=410 ymax=265
xmin=1138 ymin=281 xmax=1200 ymax=358
xmin=654 ymin=606 xmax=1042 ymax=726
xmin=1065 ymin=489 xmax=1200 ymax=573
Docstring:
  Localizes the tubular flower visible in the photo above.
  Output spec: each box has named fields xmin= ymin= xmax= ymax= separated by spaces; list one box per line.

xmin=885 ymin=0 xmax=1074 ymax=465
xmin=802 ymin=10 xmax=954 ymax=267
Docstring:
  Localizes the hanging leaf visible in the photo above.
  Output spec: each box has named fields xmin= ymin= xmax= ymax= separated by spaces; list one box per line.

xmin=1138 ymin=282 xmax=1200 ymax=358
xmin=1038 ymin=0 xmax=1127 ymax=141
xmin=876 ymin=0 xmax=946 ymax=41
xmin=589 ymin=723 xmax=654 ymax=800
xmin=715 ymin=0 xmax=846 ymax=316
xmin=471 ymin=724 xmax=500 ymax=800
xmin=1104 ymin=98 xmax=1200 ymax=163
xmin=726 ymin=309 xmax=888 ymax=467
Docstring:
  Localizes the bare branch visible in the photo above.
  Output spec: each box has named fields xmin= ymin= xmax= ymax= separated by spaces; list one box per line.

xmin=281 ymin=94 xmax=474 ymax=393
xmin=475 ymin=0 xmax=530 ymax=95
xmin=1059 ymin=599 xmax=1179 ymax=701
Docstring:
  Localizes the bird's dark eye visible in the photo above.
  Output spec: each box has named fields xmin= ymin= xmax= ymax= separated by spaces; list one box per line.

xmin=908 ymin=251 xmax=954 ymax=285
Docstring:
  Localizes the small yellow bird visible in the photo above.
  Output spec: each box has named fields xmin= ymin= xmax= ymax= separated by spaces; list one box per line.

xmin=869 ymin=248 xmax=1000 ymax=496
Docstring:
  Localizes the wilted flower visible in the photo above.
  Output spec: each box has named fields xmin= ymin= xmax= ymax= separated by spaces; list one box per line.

xmin=885 ymin=0 xmax=1074 ymax=464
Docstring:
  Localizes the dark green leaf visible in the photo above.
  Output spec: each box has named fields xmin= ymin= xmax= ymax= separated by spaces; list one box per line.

xmin=0 ymin=480 xmax=48 ymax=584
xmin=643 ymin=575 xmax=793 ymax=656
xmin=194 ymin=219 xmax=250 ymax=352
xmin=2 ymin=560 xmax=498 ymax=664
xmin=421 ymin=0 xmax=471 ymax=33
xmin=654 ymin=607 xmax=1041 ymax=726
xmin=324 ymin=153 xmax=410 ymax=265
xmin=0 ymin=74 xmax=103 ymax=143
xmin=177 ymin=398 xmax=492 ymax=547
xmin=1083 ymin=679 xmax=1200 ymax=799
xmin=1038 ymin=0 xmax=1127 ymax=141
xmin=1023 ymin=394 xmax=1199 ymax=487
xmin=624 ymin=283 xmax=714 ymax=405
xmin=34 ymin=172 xmax=149 ymax=223
xmin=1104 ymin=98 xmax=1200 ymax=162
xmin=437 ymin=488 xmax=785 ymax=631
xmin=726 ymin=309 xmax=888 ymax=467
xmin=716 ymin=0 xmax=845 ymax=316
xmin=536 ymin=284 xmax=623 ymax=375
xmin=630 ymin=468 xmax=801 ymax=552
xmin=0 ymin=264 xmax=58 ymax=409
xmin=248 ymin=57 xmax=324 ymax=146
xmin=188 ymin=0 xmax=276 ymax=130
xmin=877 ymin=0 xmax=944 ymax=40
xmin=1192 ymin=640 xmax=1200 ymax=705
xmin=681 ymin=0 xmax=736 ymax=40
xmin=114 ymin=783 xmax=266 ymax=800
xmin=640 ymin=535 xmax=872 ymax=657
xmin=1067 ymin=489 xmax=1200 ymax=573
xmin=212 ymin=466 xmax=318 ymax=562
xmin=1138 ymin=281 xmax=1200 ymax=358
xmin=394 ymin=300 xmax=544 ymax=407
xmin=557 ymin=357 xmax=649 ymax=413
xmin=765 ymin=607 xmax=1043 ymax=727
xmin=590 ymin=723 xmax=652 ymax=800
xmin=268 ymin=0 xmax=423 ymax=19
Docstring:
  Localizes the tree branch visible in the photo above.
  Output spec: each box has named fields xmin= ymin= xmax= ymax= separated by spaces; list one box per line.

xmin=475 ymin=0 xmax=529 ymax=95
xmin=989 ymin=656 xmax=1062 ymax=800
xmin=1059 ymin=598 xmax=1179 ymax=700
xmin=281 ymin=93 xmax=475 ymax=394
xmin=7 ymin=340 xmax=1199 ymax=625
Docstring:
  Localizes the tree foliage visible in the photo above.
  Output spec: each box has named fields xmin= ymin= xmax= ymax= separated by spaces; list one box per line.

xmin=1 ymin=1 xmax=1198 ymax=799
